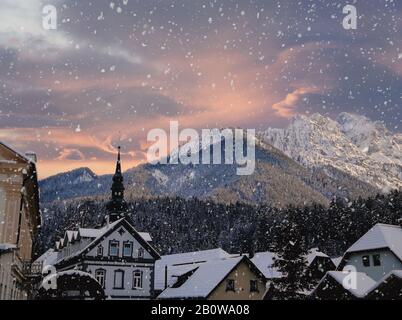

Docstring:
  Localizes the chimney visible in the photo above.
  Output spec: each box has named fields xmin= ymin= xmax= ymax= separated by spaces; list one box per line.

xmin=25 ymin=152 xmax=37 ymax=163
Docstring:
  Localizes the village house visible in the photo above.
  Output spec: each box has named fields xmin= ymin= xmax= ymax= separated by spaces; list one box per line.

xmin=0 ymin=142 xmax=41 ymax=300
xmin=34 ymin=147 xmax=160 ymax=299
xmin=312 ymin=223 xmax=402 ymax=300
xmin=157 ymin=254 xmax=266 ymax=300
xmin=154 ymin=248 xmax=233 ymax=294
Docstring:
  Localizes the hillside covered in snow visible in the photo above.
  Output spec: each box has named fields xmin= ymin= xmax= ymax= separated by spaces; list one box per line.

xmin=260 ymin=113 xmax=401 ymax=192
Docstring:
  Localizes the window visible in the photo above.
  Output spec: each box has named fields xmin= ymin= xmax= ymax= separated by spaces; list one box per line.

xmin=95 ymin=269 xmax=106 ymax=288
xmin=97 ymin=245 xmax=103 ymax=257
xmin=123 ymin=241 xmax=133 ymax=257
xmin=250 ymin=280 xmax=259 ymax=292
xmin=373 ymin=254 xmax=381 ymax=266
xmin=109 ymin=240 xmax=119 ymax=256
xmin=226 ymin=279 xmax=235 ymax=292
xmin=114 ymin=270 xmax=124 ymax=289
xmin=362 ymin=255 xmax=370 ymax=267
xmin=132 ymin=270 xmax=143 ymax=289
xmin=138 ymin=247 xmax=144 ymax=259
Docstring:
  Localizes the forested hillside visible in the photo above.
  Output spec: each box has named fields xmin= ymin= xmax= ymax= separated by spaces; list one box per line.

xmin=35 ymin=190 xmax=402 ymax=258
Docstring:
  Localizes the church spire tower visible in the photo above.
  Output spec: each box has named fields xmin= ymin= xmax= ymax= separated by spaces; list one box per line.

xmin=106 ymin=146 xmax=128 ymax=223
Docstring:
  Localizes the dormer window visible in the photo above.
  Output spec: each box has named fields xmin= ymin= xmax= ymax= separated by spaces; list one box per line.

xmin=97 ymin=245 xmax=104 ymax=257
xmin=123 ymin=241 xmax=133 ymax=257
xmin=109 ymin=240 xmax=119 ymax=257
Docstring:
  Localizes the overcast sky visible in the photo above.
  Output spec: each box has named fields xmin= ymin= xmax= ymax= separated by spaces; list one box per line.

xmin=0 ymin=0 xmax=401 ymax=178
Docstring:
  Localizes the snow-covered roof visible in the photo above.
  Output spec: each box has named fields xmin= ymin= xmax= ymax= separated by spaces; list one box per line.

xmin=251 ymin=248 xmax=330 ymax=279
xmin=366 ymin=270 xmax=402 ymax=295
xmin=78 ymin=228 xmax=101 ymax=238
xmin=39 ymin=270 xmax=99 ymax=290
xmin=78 ymin=226 xmax=151 ymax=242
xmin=158 ymin=256 xmax=243 ymax=299
xmin=319 ymin=271 xmax=377 ymax=298
xmin=0 ymin=243 xmax=17 ymax=252
xmin=331 ymin=256 xmax=343 ymax=268
xmin=34 ymin=249 xmax=59 ymax=266
xmin=154 ymin=248 xmax=231 ymax=291
xmin=250 ymin=252 xmax=282 ymax=279
xmin=0 ymin=141 xmax=34 ymax=164
xmin=55 ymin=218 xmax=159 ymax=265
xmin=158 ymin=248 xmax=230 ymax=266
xmin=306 ymin=248 xmax=330 ymax=265
xmin=346 ymin=224 xmax=402 ymax=262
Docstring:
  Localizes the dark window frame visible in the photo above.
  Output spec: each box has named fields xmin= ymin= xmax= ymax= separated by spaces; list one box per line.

xmin=113 ymin=269 xmax=125 ymax=289
xmin=95 ymin=268 xmax=106 ymax=288
xmin=362 ymin=255 xmax=370 ymax=267
xmin=132 ymin=270 xmax=143 ymax=289
xmin=123 ymin=241 xmax=133 ymax=258
xmin=250 ymin=279 xmax=259 ymax=293
xmin=373 ymin=254 xmax=381 ymax=266
xmin=108 ymin=240 xmax=119 ymax=257
xmin=225 ymin=279 xmax=235 ymax=292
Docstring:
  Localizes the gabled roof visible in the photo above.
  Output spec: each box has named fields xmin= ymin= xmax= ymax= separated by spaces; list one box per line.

xmin=251 ymin=248 xmax=331 ymax=279
xmin=345 ymin=224 xmax=402 ymax=262
xmin=313 ymin=271 xmax=377 ymax=298
xmin=55 ymin=218 xmax=160 ymax=267
xmin=154 ymin=248 xmax=231 ymax=291
xmin=158 ymin=256 xmax=259 ymax=299
xmin=366 ymin=270 xmax=402 ymax=298
xmin=34 ymin=248 xmax=58 ymax=266
xmin=251 ymin=252 xmax=282 ymax=279
xmin=0 ymin=141 xmax=33 ymax=164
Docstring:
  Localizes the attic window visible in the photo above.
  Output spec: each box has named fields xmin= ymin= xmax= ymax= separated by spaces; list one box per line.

xmin=109 ymin=240 xmax=119 ymax=256
xmin=138 ymin=248 xmax=144 ymax=259
xmin=362 ymin=255 xmax=370 ymax=267
xmin=250 ymin=280 xmax=259 ymax=293
xmin=118 ymin=228 xmax=126 ymax=236
xmin=123 ymin=241 xmax=133 ymax=257
xmin=226 ymin=279 xmax=235 ymax=292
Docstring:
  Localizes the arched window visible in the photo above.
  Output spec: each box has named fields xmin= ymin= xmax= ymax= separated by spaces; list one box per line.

xmin=95 ymin=269 xmax=106 ymax=288
xmin=132 ymin=270 xmax=143 ymax=289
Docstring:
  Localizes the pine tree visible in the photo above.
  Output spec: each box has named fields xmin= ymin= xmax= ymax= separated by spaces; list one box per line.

xmin=270 ymin=208 xmax=311 ymax=299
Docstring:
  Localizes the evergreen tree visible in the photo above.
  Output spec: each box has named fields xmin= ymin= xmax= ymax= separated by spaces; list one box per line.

xmin=269 ymin=208 xmax=311 ymax=299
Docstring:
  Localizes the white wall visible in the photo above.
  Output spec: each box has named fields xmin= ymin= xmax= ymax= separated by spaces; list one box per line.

xmin=86 ymin=263 xmax=152 ymax=299
xmin=344 ymin=249 xmax=402 ymax=281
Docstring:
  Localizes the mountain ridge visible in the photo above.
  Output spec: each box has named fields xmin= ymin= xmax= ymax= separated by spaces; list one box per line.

xmin=259 ymin=112 xmax=401 ymax=192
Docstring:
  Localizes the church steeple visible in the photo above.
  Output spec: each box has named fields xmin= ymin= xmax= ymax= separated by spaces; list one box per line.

xmin=106 ymin=146 xmax=128 ymax=223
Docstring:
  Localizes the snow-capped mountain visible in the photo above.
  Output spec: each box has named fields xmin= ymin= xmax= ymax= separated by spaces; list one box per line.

xmin=39 ymin=167 xmax=102 ymax=203
xmin=259 ymin=113 xmax=402 ymax=191
xmin=39 ymin=133 xmax=379 ymax=207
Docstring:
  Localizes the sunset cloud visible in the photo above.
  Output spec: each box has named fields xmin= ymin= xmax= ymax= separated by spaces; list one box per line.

xmin=272 ymin=87 xmax=321 ymax=118
xmin=0 ymin=1 xmax=401 ymax=178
